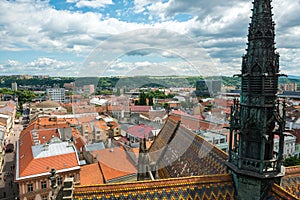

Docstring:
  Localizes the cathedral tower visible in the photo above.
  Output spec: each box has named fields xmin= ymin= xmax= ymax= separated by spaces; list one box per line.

xmin=226 ymin=0 xmax=286 ymax=199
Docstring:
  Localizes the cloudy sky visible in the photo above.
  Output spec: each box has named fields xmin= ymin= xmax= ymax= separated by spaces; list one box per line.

xmin=0 ymin=0 xmax=299 ymax=77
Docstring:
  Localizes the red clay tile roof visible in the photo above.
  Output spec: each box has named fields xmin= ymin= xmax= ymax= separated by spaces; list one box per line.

xmin=36 ymin=129 xmax=60 ymax=143
xmin=130 ymin=105 xmax=151 ymax=112
xmin=17 ymin=116 xmax=80 ymax=180
xmin=74 ymin=135 xmax=86 ymax=152
xmin=93 ymin=147 xmax=137 ymax=182
xmin=169 ymin=112 xmax=220 ymax=131
xmin=80 ymin=163 xmax=104 ymax=185
xmin=20 ymin=153 xmax=78 ymax=178
xmin=126 ymin=124 xmax=154 ymax=139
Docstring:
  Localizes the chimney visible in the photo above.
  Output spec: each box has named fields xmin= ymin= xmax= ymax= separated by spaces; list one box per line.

xmin=43 ymin=143 xmax=49 ymax=151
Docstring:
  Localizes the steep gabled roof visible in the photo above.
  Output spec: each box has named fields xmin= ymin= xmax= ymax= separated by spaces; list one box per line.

xmin=149 ymin=118 xmax=228 ymax=179
xmin=280 ymin=166 xmax=300 ymax=198
xmin=268 ymin=183 xmax=298 ymax=200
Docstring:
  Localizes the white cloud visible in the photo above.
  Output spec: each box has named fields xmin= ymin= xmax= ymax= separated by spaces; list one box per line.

xmin=1 ymin=58 xmax=77 ymax=76
xmin=0 ymin=0 xmax=299 ymax=76
xmin=75 ymin=0 xmax=114 ymax=8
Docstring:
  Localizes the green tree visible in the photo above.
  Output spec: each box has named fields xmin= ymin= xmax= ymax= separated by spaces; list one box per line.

xmin=137 ymin=92 xmax=147 ymax=105
xmin=16 ymin=90 xmax=36 ymax=105
xmin=284 ymin=156 xmax=300 ymax=167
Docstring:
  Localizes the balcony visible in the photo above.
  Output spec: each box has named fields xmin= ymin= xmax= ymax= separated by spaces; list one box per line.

xmin=229 ymin=151 xmax=280 ymax=175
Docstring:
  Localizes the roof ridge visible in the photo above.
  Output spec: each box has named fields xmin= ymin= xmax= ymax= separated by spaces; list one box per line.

xmin=270 ymin=183 xmax=299 ymax=200
xmin=74 ymin=173 xmax=233 ymax=189
xmin=179 ymin=120 xmax=228 ymax=159
xmin=155 ymin=119 xmax=181 ymax=165
xmin=285 ymin=165 xmax=300 ymax=174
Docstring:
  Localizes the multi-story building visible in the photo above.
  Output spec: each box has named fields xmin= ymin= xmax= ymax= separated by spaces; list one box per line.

xmin=197 ymin=130 xmax=228 ymax=152
xmin=63 ymin=82 xmax=75 ymax=91
xmin=280 ymin=83 xmax=298 ymax=92
xmin=274 ymin=133 xmax=296 ymax=158
xmin=195 ymin=80 xmax=222 ymax=97
xmin=15 ymin=122 xmax=81 ymax=200
xmin=46 ymin=88 xmax=65 ymax=103
xmin=83 ymin=85 xmax=95 ymax=95
xmin=11 ymin=82 xmax=18 ymax=91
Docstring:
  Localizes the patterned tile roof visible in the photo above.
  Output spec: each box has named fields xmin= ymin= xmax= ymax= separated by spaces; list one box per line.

xmin=73 ymin=174 xmax=235 ymax=200
xmin=149 ymin=118 xmax=228 ymax=179
xmin=281 ymin=166 xmax=300 ymax=198
xmin=267 ymin=183 xmax=298 ymax=200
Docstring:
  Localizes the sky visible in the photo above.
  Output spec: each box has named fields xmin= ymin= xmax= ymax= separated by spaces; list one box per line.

xmin=0 ymin=0 xmax=299 ymax=77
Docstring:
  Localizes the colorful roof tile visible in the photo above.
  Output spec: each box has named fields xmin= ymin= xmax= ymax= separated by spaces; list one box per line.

xmin=281 ymin=166 xmax=300 ymax=198
xmin=73 ymin=174 xmax=235 ymax=200
xmin=267 ymin=183 xmax=298 ymax=200
xmin=149 ymin=118 xmax=228 ymax=178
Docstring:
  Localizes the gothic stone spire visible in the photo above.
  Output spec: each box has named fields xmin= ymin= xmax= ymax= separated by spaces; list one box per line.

xmin=227 ymin=1 xmax=286 ymax=199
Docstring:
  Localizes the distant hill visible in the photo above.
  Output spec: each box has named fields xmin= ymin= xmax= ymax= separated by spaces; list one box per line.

xmin=0 ymin=75 xmax=299 ymax=90
xmin=287 ymin=75 xmax=300 ymax=79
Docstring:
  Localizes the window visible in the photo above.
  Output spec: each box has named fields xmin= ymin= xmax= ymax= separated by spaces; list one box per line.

xmin=57 ymin=177 xmax=63 ymax=185
xmin=70 ymin=175 xmax=75 ymax=181
xmin=27 ymin=183 xmax=33 ymax=192
xmin=41 ymin=180 xmax=47 ymax=189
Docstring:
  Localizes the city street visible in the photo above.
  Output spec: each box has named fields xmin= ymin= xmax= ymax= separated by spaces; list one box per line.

xmin=0 ymin=124 xmax=22 ymax=199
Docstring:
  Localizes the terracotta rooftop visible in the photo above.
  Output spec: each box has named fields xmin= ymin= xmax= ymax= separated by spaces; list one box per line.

xmin=93 ymin=147 xmax=137 ymax=183
xmin=80 ymin=163 xmax=104 ymax=185
xmin=126 ymin=124 xmax=154 ymax=139
xmin=169 ymin=112 xmax=221 ymax=131
xmin=16 ymin=116 xmax=80 ymax=181
xmin=130 ymin=105 xmax=151 ymax=113
xmin=19 ymin=153 xmax=78 ymax=178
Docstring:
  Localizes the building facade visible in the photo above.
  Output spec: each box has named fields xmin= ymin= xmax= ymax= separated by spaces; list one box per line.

xmin=46 ymin=88 xmax=66 ymax=103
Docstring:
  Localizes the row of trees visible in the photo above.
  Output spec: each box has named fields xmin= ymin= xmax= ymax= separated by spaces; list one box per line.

xmin=0 ymin=88 xmax=36 ymax=111
xmin=135 ymin=90 xmax=175 ymax=106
